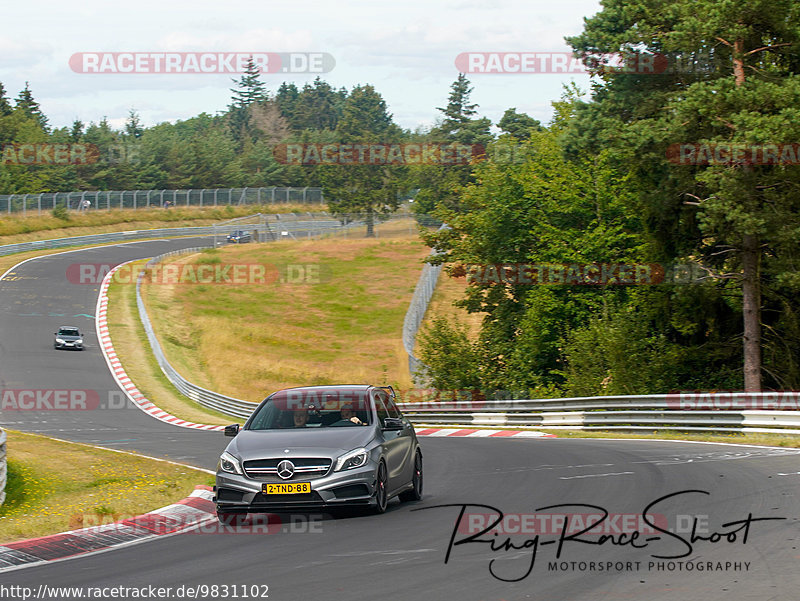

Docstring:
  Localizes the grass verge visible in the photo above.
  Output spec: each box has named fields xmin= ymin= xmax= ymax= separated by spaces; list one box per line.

xmin=538 ymin=429 xmax=800 ymax=447
xmin=410 ymin=424 xmax=800 ymax=447
xmin=0 ymin=430 xmax=214 ymax=543
xmin=142 ymin=228 xmax=430 ymax=402
xmin=105 ymin=259 xmax=236 ymax=425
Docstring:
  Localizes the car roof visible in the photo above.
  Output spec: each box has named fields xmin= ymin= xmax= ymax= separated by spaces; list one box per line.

xmin=58 ymin=325 xmax=80 ymax=329
xmin=273 ymin=384 xmax=372 ymax=393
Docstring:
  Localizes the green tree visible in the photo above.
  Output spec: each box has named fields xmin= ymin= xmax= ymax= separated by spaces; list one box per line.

xmin=228 ymin=57 xmax=269 ymax=144
xmin=0 ymin=82 xmax=12 ymax=116
xmin=566 ymin=0 xmax=800 ymax=390
xmin=498 ymin=108 xmax=542 ymax=140
xmin=410 ymin=75 xmax=492 ymax=216
xmin=320 ymin=85 xmax=401 ymax=236
xmin=124 ymin=109 xmax=144 ymax=138
xmin=14 ymin=82 xmax=48 ymax=131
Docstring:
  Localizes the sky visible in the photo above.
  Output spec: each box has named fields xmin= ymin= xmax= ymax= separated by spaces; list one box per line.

xmin=1 ymin=0 xmax=603 ymax=133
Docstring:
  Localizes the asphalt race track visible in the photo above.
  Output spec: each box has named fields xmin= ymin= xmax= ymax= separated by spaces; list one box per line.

xmin=2 ymin=236 xmax=800 ymax=600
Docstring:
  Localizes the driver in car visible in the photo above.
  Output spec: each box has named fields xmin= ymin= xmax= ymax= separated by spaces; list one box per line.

xmin=340 ymin=403 xmax=364 ymax=425
xmin=293 ymin=410 xmax=309 ymax=427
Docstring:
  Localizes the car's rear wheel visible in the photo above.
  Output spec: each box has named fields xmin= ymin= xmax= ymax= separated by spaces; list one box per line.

xmin=399 ymin=450 xmax=423 ymax=502
xmin=372 ymin=461 xmax=388 ymax=514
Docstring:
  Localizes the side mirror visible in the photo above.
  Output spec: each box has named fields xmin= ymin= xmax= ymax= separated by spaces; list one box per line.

xmin=224 ymin=424 xmax=240 ymax=437
xmin=382 ymin=417 xmax=404 ymax=431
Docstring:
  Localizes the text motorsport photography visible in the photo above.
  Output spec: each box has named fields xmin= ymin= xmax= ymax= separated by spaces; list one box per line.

xmin=415 ymin=489 xmax=782 ymax=582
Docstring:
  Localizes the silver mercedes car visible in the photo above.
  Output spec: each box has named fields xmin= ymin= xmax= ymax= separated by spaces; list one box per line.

xmin=214 ymin=385 xmax=423 ymax=522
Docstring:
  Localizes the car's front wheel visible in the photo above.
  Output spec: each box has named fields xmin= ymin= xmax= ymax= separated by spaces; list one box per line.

xmin=399 ymin=450 xmax=423 ymax=502
xmin=372 ymin=461 xmax=388 ymax=514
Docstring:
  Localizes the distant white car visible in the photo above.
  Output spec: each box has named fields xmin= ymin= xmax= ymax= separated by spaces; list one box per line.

xmin=54 ymin=326 xmax=84 ymax=350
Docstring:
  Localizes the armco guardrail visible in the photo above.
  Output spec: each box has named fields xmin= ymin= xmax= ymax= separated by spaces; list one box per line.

xmin=133 ymin=214 xmax=388 ymax=419
xmin=0 ymin=428 xmax=7 ymax=506
xmin=402 ymin=224 xmax=448 ymax=384
xmin=135 ymin=247 xmax=259 ymax=420
xmin=1 ymin=187 xmax=324 ymax=215
xmin=397 ymin=393 xmax=800 ymax=434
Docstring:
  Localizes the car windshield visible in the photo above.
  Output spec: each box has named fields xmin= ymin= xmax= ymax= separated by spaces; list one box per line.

xmin=58 ymin=328 xmax=79 ymax=335
xmin=247 ymin=390 xmax=371 ymax=430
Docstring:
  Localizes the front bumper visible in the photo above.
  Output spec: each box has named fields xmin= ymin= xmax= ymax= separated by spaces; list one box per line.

xmin=55 ymin=341 xmax=83 ymax=349
xmin=215 ymin=464 xmax=377 ymax=513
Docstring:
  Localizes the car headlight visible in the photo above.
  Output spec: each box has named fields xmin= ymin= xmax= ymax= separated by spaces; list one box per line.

xmin=55 ymin=338 xmax=65 ymax=343
xmin=335 ymin=447 xmax=369 ymax=472
xmin=218 ymin=451 xmax=243 ymax=475
xmin=76 ymin=339 xmax=83 ymax=344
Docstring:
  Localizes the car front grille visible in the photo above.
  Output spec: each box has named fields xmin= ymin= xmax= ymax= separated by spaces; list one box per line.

xmin=243 ymin=458 xmax=332 ymax=482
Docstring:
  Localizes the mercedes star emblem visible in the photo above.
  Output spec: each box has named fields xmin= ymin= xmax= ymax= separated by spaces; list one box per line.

xmin=277 ymin=460 xmax=295 ymax=480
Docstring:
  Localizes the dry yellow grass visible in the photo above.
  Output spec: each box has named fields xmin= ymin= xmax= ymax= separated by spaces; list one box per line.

xmin=143 ymin=230 xmax=430 ymax=401
xmin=0 ymin=430 xmax=213 ymax=543
xmin=105 ymin=259 xmax=234 ymax=425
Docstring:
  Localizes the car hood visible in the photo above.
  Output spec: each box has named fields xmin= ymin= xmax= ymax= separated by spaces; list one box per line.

xmin=57 ymin=334 xmax=82 ymax=340
xmin=227 ymin=427 xmax=376 ymax=461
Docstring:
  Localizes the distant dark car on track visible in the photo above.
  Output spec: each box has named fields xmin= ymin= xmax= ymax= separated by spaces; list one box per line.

xmin=226 ymin=230 xmax=252 ymax=243
xmin=54 ymin=326 xmax=84 ymax=350
xmin=214 ymin=385 xmax=422 ymax=522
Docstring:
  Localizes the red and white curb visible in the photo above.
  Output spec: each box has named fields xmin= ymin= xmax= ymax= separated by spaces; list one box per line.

xmin=415 ymin=427 xmax=555 ymax=438
xmin=95 ymin=261 xmax=223 ymax=431
xmin=95 ymin=262 xmax=555 ymax=439
xmin=0 ymin=486 xmax=216 ymax=572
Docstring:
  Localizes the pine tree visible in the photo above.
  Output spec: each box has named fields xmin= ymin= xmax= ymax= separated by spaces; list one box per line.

xmin=228 ymin=57 xmax=269 ymax=144
xmin=125 ymin=109 xmax=144 ymax=138
xmin=229 ymin=57 xmax=268 ymax=108
xmin=0 ymin=82 xmax=12 ymax=116
xmin=69 ymin=119 xmax=84 ymax=141
xmin=15 ymin=82 xmax=48 ymax=130
xmin=321 ymin=85 xmax=401 ymax=236
xmin=566 ymin=0 xmax=800 ymax=390
xmin=498 ymin=108 xmax=543 ymax=140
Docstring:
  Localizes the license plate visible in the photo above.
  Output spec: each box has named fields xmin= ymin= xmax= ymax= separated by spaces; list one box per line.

xmin=263 ymin=482 xmax=311 ymax=495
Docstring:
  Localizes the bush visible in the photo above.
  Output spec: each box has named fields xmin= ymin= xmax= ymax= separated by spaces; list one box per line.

xmin=417 ymin=316 xmax=482 ymax=389
xmin=51 ymin=205 xmax=70 ymax=221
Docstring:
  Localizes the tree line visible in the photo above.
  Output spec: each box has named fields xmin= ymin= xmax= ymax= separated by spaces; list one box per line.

xmin=4 ymin=2 xmax=798 ymax=397
xmin=418 ymin=0 xmax=800 ymax=396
